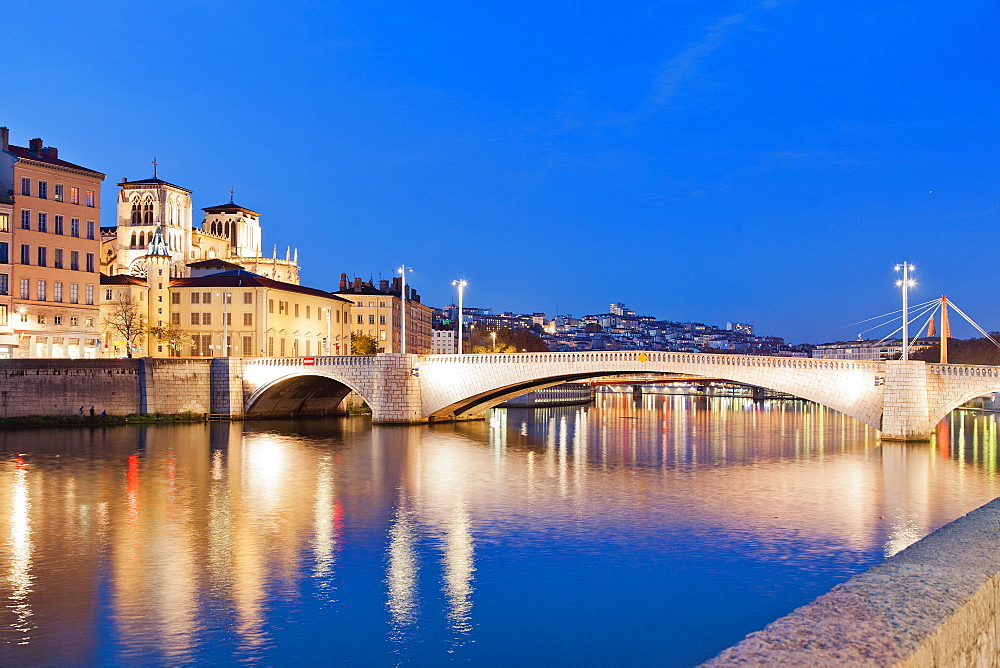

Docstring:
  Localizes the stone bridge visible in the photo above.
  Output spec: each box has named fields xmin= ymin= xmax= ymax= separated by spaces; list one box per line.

xmin=209 ymin=351 xmax=1000 ymax=441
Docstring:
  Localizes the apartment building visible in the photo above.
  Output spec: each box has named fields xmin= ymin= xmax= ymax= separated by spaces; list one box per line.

xmin=333 ymin=274 xmax=433 ymax=354
xmin=0 ymin=128 xmax=104 ymax=358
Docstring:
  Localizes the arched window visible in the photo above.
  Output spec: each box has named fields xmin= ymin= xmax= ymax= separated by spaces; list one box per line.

xmin=225 ymin=221 xmax=230 ymax=238
xmin=131 ymin=199 xmax=142 ymax=225
xmin=143 ymin=199 xmax=153 ymax=226
xmin=139 ymin=232 xmax=146 ymax=247
xmin=131 ymin=232 xmax=137 ymax=247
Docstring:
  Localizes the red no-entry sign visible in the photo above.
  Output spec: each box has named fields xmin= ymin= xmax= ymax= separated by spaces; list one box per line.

xmin=303 ymin=357 xmax=315 ymax=365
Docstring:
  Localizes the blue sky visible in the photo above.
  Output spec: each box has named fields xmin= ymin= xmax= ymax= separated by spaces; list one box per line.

xmin=2 ymin=0 xmax=996 ymax=342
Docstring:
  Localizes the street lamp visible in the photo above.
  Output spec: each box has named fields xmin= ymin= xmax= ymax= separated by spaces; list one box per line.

xmin=398 ymin=265 xmax=411 ymax=354
xmin=894 ymin=263 xmax=916 ymax=361
xmin=323 ymin=307 xmax=331 ymax=355
xmin=451 ymin=279 xmax=467 ymax=355
xmin=490 ymin=331 xmax=497 ymax=353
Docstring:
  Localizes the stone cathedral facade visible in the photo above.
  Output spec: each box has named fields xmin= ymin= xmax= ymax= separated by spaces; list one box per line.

xmin=100 ymin=172 xmax=300 ymax=283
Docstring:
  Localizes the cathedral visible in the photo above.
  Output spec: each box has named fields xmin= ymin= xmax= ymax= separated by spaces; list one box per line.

xmin=100 ymin=167 xmax=300 ymax=283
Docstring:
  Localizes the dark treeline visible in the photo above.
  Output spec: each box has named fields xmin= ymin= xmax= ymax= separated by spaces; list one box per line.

xmin=911 ymin=335 xmax=1000 ymax=365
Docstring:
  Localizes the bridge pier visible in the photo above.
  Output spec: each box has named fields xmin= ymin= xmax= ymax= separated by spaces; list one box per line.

xmin=880 ymin=360 xmax=933 ymax=441
xmin=369 ymin=354 xmax=426 ymax=424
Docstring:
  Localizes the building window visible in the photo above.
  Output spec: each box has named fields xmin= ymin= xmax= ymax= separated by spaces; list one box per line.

xmin=86 ymin=221 xmax=95 ymax=240
xmin=70 ymin=251 xmax=79 ymax=271
xmin=243 ymin=336 xmax=253 ymax=356
xmin=54 ymin=184 xmax=64 ymax=202
xmin=54 ymin=215 xmax=64 ymax=235
xmin=268 ymin=299 xmax=274 ymax=313
xmin=86 ymin=253 xmax=94 ymax=272
xmin=37 ymin=247 xmax=47 ymax=267
xmin=85 ymin=190 xmax=95 ymax=207
xmin=20 ymin=210 xmax=30 ymax=230
xmin=53 ymin=282 xmax=63 ymax=302
xmin=379 ymin=315 xmax=386 ymax=325
xmin=0 ymin=305 xmax=6 ymax=327
xmin=70 ymin=317 xmax=77 ymax=326
xmin=280 ymin=338 xmax=286 ymax=356
xmin=53 ymin=316 xmax=62 ymax=325
xmin=191 ymin=313 xmax=201 ymax=326
xmin=37 ymin=315 xmax=45 ymax=324
xmin=85 ymin=285 xmax=94 ymax=305
xmin=171 ymin=292 xmax=180 ymax=304
xmin=243 ymin=292 xmax=252 ymax=304
xmin=20 ymin=178 xmax=30 ymax=196
xmin=243 ymin=312 xmax=253 ymax=326
xmin=54 ymin=248 xmax=63 ymax=269
xmin=191 ymin=292 xmax=200 ymax=304
xmin=294 ymin=304 xmax=300 ymax=317
xmin=37 ymin=182 xmax=48 ymax=199
xmin=202 ymin=292 xmax=212 ymax=304
xmin=70 ymin=187 xmax=80 ymax=204
xmin=37 ymin=212 xmax=47 ymax=232
xmin=357 ymin=314 xmax=363 ymax=324
xmin=380 ymin=329 xmax=387 ymax=341
xmin=37 ymin=280 xmax=46 ymax=301
xmin=225 ymin=312 xmax=232 ymax=326
xmin=69 ymin=283 xmax=79 ymax=303
xmin=305 ymin=305 xmax=311 ymax=319
xmin=368 ymin=315 xmax=375 ymax=325
xmin=70 ymin=219 xmax=80 ymax=237
xmin=0 ymin=274 xmax=7 ymax=295
xmin=202 ymin=312 xmax=212 ymax=325
xmin=268 ymin=337 xmax=274 ymax=356
xmin=20 ymin=278 xmax=29 ymax=299
xmin=171 ymin=312 xmax=180 ymax=325
xmin=0 ymin=213 xmax=8 ymax=232
xmin=0 ymin=243 xmax=7 ymax=265
xmin=105 ymin=289 xmax=113 ymax=301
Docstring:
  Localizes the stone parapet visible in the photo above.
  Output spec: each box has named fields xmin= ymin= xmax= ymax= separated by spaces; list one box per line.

xmin=704 ymin=497 xmax=1000 ymax=666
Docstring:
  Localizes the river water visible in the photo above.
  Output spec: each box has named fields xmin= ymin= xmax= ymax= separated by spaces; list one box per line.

xmin=0 ymin=394 xmax=997 ymax=665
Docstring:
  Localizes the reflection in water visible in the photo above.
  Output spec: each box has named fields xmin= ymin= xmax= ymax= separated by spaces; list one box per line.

xmin=8 ymin=455 xmax=33 ymax=644
xmin=386 ymin=500 xmax=419 ymax=633
xmin=0 ymin=398 xmax=996 ymax=665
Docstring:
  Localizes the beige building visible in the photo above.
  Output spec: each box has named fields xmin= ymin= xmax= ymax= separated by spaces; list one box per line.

xmin=102 ymin=174 xmax=299 ymax=283
xmin=334 ymin=274 xmax=433 ymax=354
xmin=100 ymin=235 xmax=352 ymax=358
xmin=0 ymin=128 xmax=104 ymax=358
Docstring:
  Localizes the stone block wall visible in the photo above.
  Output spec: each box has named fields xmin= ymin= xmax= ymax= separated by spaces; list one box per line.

xmin=0 ymin=359 xmax=142 ymax=417
xmin=143 ymin=358 xmax=214 ymax=415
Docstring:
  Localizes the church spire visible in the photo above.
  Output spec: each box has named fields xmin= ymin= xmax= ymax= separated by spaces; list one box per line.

xmin=152 ymin=157 xmax=158 ymax=179
xmin=146 ymin=222 xmax=170 ymax=257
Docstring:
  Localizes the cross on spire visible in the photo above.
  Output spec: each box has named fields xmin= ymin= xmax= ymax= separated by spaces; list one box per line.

xmin=152 ymin=157 xmax=158 ymax=179
xmin=229 ymin=186 xmax=235 ymax=204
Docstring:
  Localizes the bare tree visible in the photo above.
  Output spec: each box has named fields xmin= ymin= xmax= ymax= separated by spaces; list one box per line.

xmin=103 ymin=295 xmax=147 ymax=358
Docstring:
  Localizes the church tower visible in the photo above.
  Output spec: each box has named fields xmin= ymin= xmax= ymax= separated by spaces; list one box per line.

xmin=104 ymin=161 xmax=193 ymax=279
xmin=144 ymin=225 xmax=172 ymax=356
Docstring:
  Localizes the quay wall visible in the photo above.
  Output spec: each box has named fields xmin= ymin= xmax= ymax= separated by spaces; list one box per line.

xmin=0 ymin=359 xmax=214 ymax=417
xmin=705 ymin=496 xmax=1000 ymax=666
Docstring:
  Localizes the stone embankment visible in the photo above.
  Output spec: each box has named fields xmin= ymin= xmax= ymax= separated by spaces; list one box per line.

xmin=705 ymin=497 xmax=1000 ymax=666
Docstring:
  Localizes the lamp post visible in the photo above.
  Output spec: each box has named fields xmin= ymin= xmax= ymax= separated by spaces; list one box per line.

xmin=894 ymin=262 xmax=915 ymax=361
xmin=451 ymin=279 xmax=467 ymax=355
xmin=324 ymin=307 xmax=331 ymax=355
xmin=490 ymin=331 xmax=497 ymax=353
xmin=398 ymin=265 xmax=411 ymax=354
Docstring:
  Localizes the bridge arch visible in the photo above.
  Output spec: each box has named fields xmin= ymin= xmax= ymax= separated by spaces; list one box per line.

xmin=927 ymin=383 xmax=1000 ymax=429
xmin=419 ymin=354 xmax=883 ymax=429
xmin=244 ymin=371 xmax=371 ymax=418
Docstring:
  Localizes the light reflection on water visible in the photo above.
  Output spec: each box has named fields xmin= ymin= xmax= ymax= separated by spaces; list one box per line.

xmin=0 ymin=395 xmax=996 ymax=665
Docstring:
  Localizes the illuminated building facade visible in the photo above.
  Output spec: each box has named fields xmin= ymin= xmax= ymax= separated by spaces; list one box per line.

xmin=334 ymin=274 xmax=433 ymax=354
xmin=0 ymin=128 xmax=104 ymax=358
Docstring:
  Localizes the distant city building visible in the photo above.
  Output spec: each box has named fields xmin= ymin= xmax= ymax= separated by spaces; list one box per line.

xmin=431 ymin=328 xmax=457 ymax=354
xmin=726 ymin=322 xmax=754 ymax=336
xmin=0 ymin=128 xmax=105 ymax=358
xmin=811 ymin=339 xmax=935 ymax=361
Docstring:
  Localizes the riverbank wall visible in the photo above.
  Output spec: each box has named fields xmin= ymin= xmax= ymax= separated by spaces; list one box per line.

xmin=0 ymin=359 xmax=214 ymax=418
xmin=705 ymin=496 xmax=1000 ymax=666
